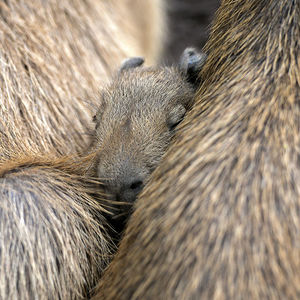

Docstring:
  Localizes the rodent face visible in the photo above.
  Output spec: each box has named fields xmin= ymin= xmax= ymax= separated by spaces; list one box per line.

xmin=92 ymin=67 xmax=194 ymax=203
xmin=90 ymin=48 xmax=206 ymax=216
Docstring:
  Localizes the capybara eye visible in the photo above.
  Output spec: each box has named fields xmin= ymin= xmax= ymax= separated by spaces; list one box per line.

xmin=168 ymin=118 xmax=183 ymax=131
xmin=167 ymin=104 xmax=186 ymax=131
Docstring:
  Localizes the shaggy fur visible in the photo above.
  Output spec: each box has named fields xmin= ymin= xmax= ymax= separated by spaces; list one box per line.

xmin=94 ymin=0 xmax=300 ymax=299
xmin=0 ymin=0 xmax=165 ymax=156
xmin=0 ymin=155 xmax=110 ymax=299
xmin=0 ymin=0 xmax=165 ymax=298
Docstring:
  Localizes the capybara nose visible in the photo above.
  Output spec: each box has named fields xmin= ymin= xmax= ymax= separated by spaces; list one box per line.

xmin=102 ymin=162 xmax=147 ymax=203
xmin=117 ymin=176 xmax=145 ymax=203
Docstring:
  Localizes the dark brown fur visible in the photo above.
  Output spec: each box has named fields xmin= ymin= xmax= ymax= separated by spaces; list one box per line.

xmin=0 ymin=0 xmax=165 ymax=298
xmin=94 ymin=0 xmax=300 ymax=299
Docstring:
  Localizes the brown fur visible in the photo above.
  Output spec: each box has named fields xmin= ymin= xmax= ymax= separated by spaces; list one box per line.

xmin=88 ymin=49 xmax=206 ymax=235
xmin=0 ymin=0 xmax=165 ymax=298
xmin=90 ymin=67 xmax=194 ymax=195
xmin=94 ymin=0 xmax=300 ymax=299
xmin=0 ymin=155 xmax=111 ymax=299
xmin=0 ymin=0 xmax=165 ymax=156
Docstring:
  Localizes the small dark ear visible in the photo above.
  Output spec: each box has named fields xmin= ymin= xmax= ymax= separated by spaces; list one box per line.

xmin=119 ymin=57 xmax=145 ymax=73
xmin=180 ymin=47 xmax=207 ymax=86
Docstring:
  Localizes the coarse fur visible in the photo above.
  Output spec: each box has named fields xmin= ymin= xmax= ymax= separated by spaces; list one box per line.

xmin=88 ymin=49 xmax=206 ymax=235
xmin=0 ymin=155 xmax=110 ymax=300
xmin=94 ymin=0 xmax=300 ymax=299
xmin=0 ymin=0 xmax=166 ymax=156
xmin=0 ymin=0 xmax=165 ymax=299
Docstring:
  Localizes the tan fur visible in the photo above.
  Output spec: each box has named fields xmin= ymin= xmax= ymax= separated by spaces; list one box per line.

xmin=89 ymin=66 xmax=195 ymax=235
xmin=94 ymin=0 xmax=300 ymax=299
xmin=0 ymin=155 xmax=111 ymax=299
xmin=0 ymin=0 xmax=165 ymax=156
xmin=87 ymin=49 xmax=206 ymax=235
xmin=0 ymin=0 xmax=165 ymax=298
xmin=124 ymin=0 xmax=166 ymax=64
xmin=90 ymin=66 xmax=195 ymax=191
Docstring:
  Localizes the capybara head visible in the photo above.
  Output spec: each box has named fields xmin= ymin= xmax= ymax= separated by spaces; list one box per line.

xmin=91 ymin=48 xmax=206 ymax=206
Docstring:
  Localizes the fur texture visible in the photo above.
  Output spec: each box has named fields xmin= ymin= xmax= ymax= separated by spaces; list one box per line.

xmin=88 ymin=49 xmax=205 ymax=235
xmin=94 ymin=0 xmax=300 ymax=299
xmin=0 ymin=0 xmax=165 ymax=298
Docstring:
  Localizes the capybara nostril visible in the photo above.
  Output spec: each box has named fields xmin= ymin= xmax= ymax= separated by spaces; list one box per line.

xmin=118 ymin=175 xmax=145 ymax=203
xmin=129 ymin=180 xmax=143 ymax=191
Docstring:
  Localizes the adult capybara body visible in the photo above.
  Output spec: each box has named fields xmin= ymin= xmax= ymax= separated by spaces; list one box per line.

xmin=0 ymin=0 xmax=165 ymax=299
xmin=0 ymin=155 xmax=110 ymax=299
xmin=0 ymin=0 xmax=165 ymax=156
xmin=95 ymin=0 xmax=300 ymax=299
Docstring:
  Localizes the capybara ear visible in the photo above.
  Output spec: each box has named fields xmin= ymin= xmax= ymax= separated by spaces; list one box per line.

xmin=119 ymin=57 xmax=145 ymax=73
xmin=179 ymin=47 xmax=207 ymax=86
